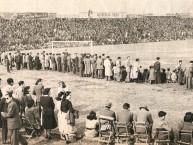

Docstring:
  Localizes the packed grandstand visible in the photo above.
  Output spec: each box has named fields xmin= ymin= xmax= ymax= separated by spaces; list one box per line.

xmin=0 ymin=15 xmax=193 ymax=51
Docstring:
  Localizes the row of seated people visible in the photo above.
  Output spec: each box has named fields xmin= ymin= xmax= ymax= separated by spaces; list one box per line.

xmin=84 ymin=103 xmax=193 ymax=144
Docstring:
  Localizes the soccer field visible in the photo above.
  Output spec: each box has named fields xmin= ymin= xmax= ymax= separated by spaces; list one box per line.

xmin=2 ymin=39 xmax=193 ymax=145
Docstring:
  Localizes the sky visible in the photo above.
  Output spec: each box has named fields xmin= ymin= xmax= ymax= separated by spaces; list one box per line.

xmin=0 ymin=0 xmax=193 ymax=15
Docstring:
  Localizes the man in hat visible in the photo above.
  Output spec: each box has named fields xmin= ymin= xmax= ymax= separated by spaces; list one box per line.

xmin=154 ymin=57 xmax=161 ymax=84
xmin=134 ymin=106 xmax=153 ymax=137
xmin=184 ymin=61 xmax=193 ymax=89
xmin=99 ymin=102 xmax=116 ymax=120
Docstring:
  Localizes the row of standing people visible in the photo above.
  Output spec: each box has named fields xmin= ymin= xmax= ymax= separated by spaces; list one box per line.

xmin=1 ymin=51 xmax=193 ymax=89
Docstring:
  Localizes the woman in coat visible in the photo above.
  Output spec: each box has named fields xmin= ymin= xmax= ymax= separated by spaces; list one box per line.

xmin=40 ymin=88 xmax=57 ymax=139
xmin=176 ymin=60 xmax=184 ymax=85
xmin=23 ymin=86 xmax=33 ymax=112
xmin=104 ymin=56 xmax=112 ymax=81
xmin=132 ymin=58 xmax=140 ymax=83
xmin=125 ymin=56 xmax=131 ymax=83
xmin=84 ymin=56 xmax=91 ymax=77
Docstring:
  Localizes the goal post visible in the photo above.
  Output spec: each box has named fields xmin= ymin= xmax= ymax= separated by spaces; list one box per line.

xmin=51 ymin=41 xmax=93 ymax=54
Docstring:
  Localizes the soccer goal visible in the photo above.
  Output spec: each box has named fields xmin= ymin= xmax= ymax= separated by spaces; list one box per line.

xmin=51 ymin=41 xmax=93 ymax=54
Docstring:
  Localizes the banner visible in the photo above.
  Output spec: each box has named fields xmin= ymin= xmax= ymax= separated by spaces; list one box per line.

xmin=79 ymin=12 xmax=126 ymax=18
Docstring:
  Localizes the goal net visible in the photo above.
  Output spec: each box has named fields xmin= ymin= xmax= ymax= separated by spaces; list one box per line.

xmin=51 ymin=41 xmax=93 ymax=54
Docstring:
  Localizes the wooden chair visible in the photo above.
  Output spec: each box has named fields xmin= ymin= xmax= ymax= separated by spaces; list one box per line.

xmin=115 ymin=122 xmax=133 ymax=144
xmin=177 ymin=130 xmax=193 ymax=145
xmin=133 ymin=122 xmax=150 ymax=143
xmin=97 ymin=115 xmax=116 ymax=145
xmin=154 ymin=128 xmax=170 ymax=145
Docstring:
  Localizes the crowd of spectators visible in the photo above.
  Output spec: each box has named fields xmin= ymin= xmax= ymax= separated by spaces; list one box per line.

xmin=0 ymin=16 xmax=193 ymax=51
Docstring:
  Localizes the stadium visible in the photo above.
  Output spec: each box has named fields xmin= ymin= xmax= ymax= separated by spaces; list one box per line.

xmin=1 ymin=0 xmax=193 ymax=145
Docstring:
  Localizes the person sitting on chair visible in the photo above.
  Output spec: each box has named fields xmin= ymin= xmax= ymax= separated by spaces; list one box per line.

xmin=134 ymin=105 xmax=153 ymax=138
xmin=178 ymin=112 xmax=193 ymax=130
xmin=99 ymin=102 xmax=116 ymax=133
xmin=153 ymin=111 xmax=175 ymax=142
xmin=84 ymin=111 xmax=99 ymax=138
xmin=99 ymin=102 xmax=116 ymax=120
xmin=117 ymin=103 xmax=134 ymax=134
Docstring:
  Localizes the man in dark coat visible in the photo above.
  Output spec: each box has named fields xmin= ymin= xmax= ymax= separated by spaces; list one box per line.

xmin=61 ymin=52 xmax=65 ymax=72
xmin=51 ymin=54 xmax=56 ymax=71
xmin=35 ymin=53 xmax=40 ymax=70
xmin=154 ymin=57 xmax=161 ymax=84
xmin=15 ymin=52 xmax=22 ymax=70
xmin=185 ymin=61 xmax=193 ymax=89
xmin=1 ymin=92 xmax=28 ymax=145
xmin=91 ymin=55 xmax=97 ymax=78
xmin=74 ymin=53 xmax=79 ymax=75
xmin=67 ymin=54 xmax=72 ymax=72
xmin=28 ymin=52 xmax=33 ymax=70
xmin=64 ymin=52 xmax=68 ymax=72
xmin=78 ymin=54 xmax=84 ymax=77
xmin=57 ymin=53 xmax=62 ymax=72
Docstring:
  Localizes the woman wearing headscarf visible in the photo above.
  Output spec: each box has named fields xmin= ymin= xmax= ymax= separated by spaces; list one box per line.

xmin=40 ymin=88 xmax=57 ymax=139
xmin=60 ymin=91 xmax=77 ymax=140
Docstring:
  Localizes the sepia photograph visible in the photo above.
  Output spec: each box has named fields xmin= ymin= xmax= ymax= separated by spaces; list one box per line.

xmin=0 ymin=0 xmax=193 ymax=144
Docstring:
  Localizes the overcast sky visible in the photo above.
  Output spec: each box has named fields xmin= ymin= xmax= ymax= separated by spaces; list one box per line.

xmin=0 ymin=0 xmax=193 ymax=15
